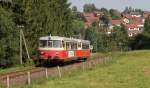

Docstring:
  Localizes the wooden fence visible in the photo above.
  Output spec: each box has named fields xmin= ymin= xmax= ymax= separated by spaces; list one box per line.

xmin=0 ymin=57 xmax=112 ymax=88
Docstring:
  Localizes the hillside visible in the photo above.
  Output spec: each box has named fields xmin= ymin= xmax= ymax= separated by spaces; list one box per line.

xmin=13 ymin=50 xmax=150 ymax=88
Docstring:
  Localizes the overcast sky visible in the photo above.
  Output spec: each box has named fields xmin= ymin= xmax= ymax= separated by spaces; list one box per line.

xmin=68 ymin=0 xmax=150 ymax=12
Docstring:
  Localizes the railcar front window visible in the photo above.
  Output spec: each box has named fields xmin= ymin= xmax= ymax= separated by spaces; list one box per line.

xmin=40 ymin=40 xmax=47 ymax=47
xmin=48 ymin=40 xmax=53 ymax=47
xmin=53 ymin=40 xmax=61 ymax=48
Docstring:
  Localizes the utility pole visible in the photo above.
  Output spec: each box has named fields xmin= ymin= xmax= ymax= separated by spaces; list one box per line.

xmin=18 ymin=25 xmax=31 ymax=65
xmin=18 ymin=25 xmax=24 ymax=65
xmin=21 ymin=29 xmax=31 ymax=60
xmin=20 ymin=29 xmax=23 ymax=65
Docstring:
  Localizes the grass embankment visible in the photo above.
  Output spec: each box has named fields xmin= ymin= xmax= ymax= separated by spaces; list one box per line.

xmin=0 ymin=66 xmax=33 ymax=74
xmin=13 ymin=50 xmax=150 ymax=88
xmin=0 ymin=53 xmax=104 ymax=74
xmin=90 ymin=52 xmax=109 ymax=59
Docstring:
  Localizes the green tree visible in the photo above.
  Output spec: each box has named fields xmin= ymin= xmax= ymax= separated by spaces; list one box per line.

xmin=144 ymin=15 xmax=150 ymax=33
xmin=100 ymin=8 xmax=109 ymax=15
xmin=0 ymin=6 xmax=19 ymax=67
xmin=99 ymin=15 xmax=109 ymax=27
xmin=83 ymin=3 xmax=97 ymax=12
xmin=109 ymin=9 xmax=121 ymax=20
xmin=85 ymin=27 xmax=97 ymax=52
xmin=72 ymin=6 xmax=77 ymax=12
xmin=112 ymin=26 xmax=129 ymax=51
xmin=72 ymin=20 xmax=84 ymax=39
xmin=129 ymin=16 xmax=150 ymax=50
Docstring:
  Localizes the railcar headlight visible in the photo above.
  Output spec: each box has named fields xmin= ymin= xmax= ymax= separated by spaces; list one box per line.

xmin=40 ymin=52 xmax=45 ymax=55
xmin=55 ymin=51 xmax=59 ymax=55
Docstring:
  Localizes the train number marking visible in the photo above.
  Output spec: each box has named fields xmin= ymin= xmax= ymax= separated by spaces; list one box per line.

xmin=68 ymin=51 xmax=74 ymax=57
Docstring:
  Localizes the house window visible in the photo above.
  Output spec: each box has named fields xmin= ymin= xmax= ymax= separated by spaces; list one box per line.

xmin=129 ymin=33 xmax=133 ymax=37
xmin=139 ymin=27 xmax=144 ymax=30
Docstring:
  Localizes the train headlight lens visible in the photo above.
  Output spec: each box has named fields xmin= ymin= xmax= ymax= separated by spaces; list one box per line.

xmin=56 ymin=52 xmax=59 ymax=55
xmin=40 ymin=52 xmax=45 ymax=55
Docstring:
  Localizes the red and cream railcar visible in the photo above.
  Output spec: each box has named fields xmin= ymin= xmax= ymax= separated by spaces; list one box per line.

xmin=39 ymin=36 xmax=90 ymax=61
xmin=38 ymin=36 xmax=91 ymax=62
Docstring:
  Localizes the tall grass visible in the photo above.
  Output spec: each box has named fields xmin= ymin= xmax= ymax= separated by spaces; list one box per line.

xmin=11 ymin=50 xmax=150 ymax=88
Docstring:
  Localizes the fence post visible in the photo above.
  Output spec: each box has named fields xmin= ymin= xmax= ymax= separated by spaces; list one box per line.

xmin=57 ymin=66 xmax=61 ymax=78
xmin=45 ymin=68 xmax=48 ymax=79
xmin=27 ymin=72 xmax=31 ymax=85
xmin=6 ymin=75 xmax=10 ymax=88
xmin=82 ymin=62 xmax=85 ymax=71
xmin=104 ymin=57 xmax=107 ymax=64
xmin=89 ymin=61 xmax=92 ymax=69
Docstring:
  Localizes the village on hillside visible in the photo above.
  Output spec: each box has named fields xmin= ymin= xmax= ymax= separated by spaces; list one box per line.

xmin=78 ymin=7 xmax=150 ymax=37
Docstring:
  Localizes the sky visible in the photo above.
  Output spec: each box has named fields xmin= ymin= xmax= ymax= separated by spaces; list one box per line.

xmin=68 ymin=0 xmax=150 ymax=12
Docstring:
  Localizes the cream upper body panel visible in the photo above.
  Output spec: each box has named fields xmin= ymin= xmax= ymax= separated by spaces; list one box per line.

xmin=39 ymin=47 xmax=65 ymax=51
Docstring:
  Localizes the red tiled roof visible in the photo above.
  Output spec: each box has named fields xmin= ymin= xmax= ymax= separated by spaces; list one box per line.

xmin=123 ymin=14 xmax=144 ymax=22
xmin=81 ymin=12 xmax=97 ymax=17
xmin=85 ymin=16 xmax=98 ymax=22
xmin=144 ymin=11 xmax=150 ymax=13
xmin=122 ymin=14 xmax=132 ymax=18
xmin=125 ymin=23 xmax=144 ymax=29
xmin=125 ymin=24 xmax=139 ymax=29
xmin=111 ymin=20 xmax=121 ymax=25
xmin=131 ymin=17 xmax=144 ymax=22
xmin=81 ymin=12 xmax=99 ymax=27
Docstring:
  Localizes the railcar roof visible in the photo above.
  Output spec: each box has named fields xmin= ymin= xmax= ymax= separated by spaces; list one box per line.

xmin=39 ymin=36 xmax=90 ymax=44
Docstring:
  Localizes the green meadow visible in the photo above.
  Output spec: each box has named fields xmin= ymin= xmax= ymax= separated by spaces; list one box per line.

xmin=6 ymin=50 xmax=150 ymax=88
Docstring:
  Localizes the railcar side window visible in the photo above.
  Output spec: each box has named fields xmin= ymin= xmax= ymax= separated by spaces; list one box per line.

xmin=66 ymin=42 xmax=71 ymax=50
xmin=78 ymin=42 xmax=81 ymax=48
xmin=82 ymin=43 xmax=89 ymax=49
xmin=40 ymin=40 xmax=47 ymax=47
xmin=62 ymin=41 xmax=65 ymax=48
xmin=73 ymin=42 xmax=78 ymax=50
xmin=53 ymin=40 xmax=62 ymax=48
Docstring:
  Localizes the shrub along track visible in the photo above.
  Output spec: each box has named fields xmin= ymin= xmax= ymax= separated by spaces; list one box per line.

xmin=0 ymin=56 xmax=112 ymax=87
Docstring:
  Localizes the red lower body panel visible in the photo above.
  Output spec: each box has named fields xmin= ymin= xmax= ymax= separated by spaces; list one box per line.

xmin=39 ymin=49 xmax=90 ymax=60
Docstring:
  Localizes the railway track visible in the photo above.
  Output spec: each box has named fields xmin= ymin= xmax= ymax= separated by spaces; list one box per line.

xmin=0 ymin=67 xmax=46 ymax=79
xmin=0 ymin=57 xmax=95 ymax=79
xmin=0 ymin=57 xmax=111 ymax=87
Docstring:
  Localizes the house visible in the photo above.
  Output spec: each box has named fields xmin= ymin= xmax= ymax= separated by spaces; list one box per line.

xmin=81 ymin=12 xmax=99 ymax=28
xmin=108 ymin=19 xmax=121 ymax=30
xmin=143 ymin=11 xmax=150 ymax=18
xmin=122 ymin=14 xmax=145 ymax=24
xmin=111 ymin=19 xmax=122 ymax=26
xmin=125 ymin=24 xmax=144 ymax=37
xmin=107 ymin=28 xmax=113 ymax=35
xmin=130 ymin=12 xmax=142 ymax=17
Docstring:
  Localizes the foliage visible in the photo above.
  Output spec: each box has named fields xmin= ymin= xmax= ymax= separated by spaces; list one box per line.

xmin=109 ymin=9 xmax=121 ymax=20
xmin=144 ymin=15 xmax=150 ymax=33
xmin=72 ymin=6 xmax=77 ymax=12
xmin=112 ymin=26 xmax=129 ymax=51
xmin=85 ymin=27 xmax=97 ymax=52
xmin=100 ymin=8 xmax=109 ymax=15
xmin=0 ymin=0 xmax=73 ymax=67
xmin=85 ymin=25 xmax=129 ymax=52
xmin=22 ymin=0 xmax=73 ymax=56
xmin=83 ymin=3 xmax=97 ymax=12
xmin=72 ymin=20 xmax=85 ymax=39
xmin=99 ymin=15 xmax=109 ymax=27
xmin=129 ymin=16 xmax=150 ymax=50
xmin=0 ymin=6 xmax=19 ymax=67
